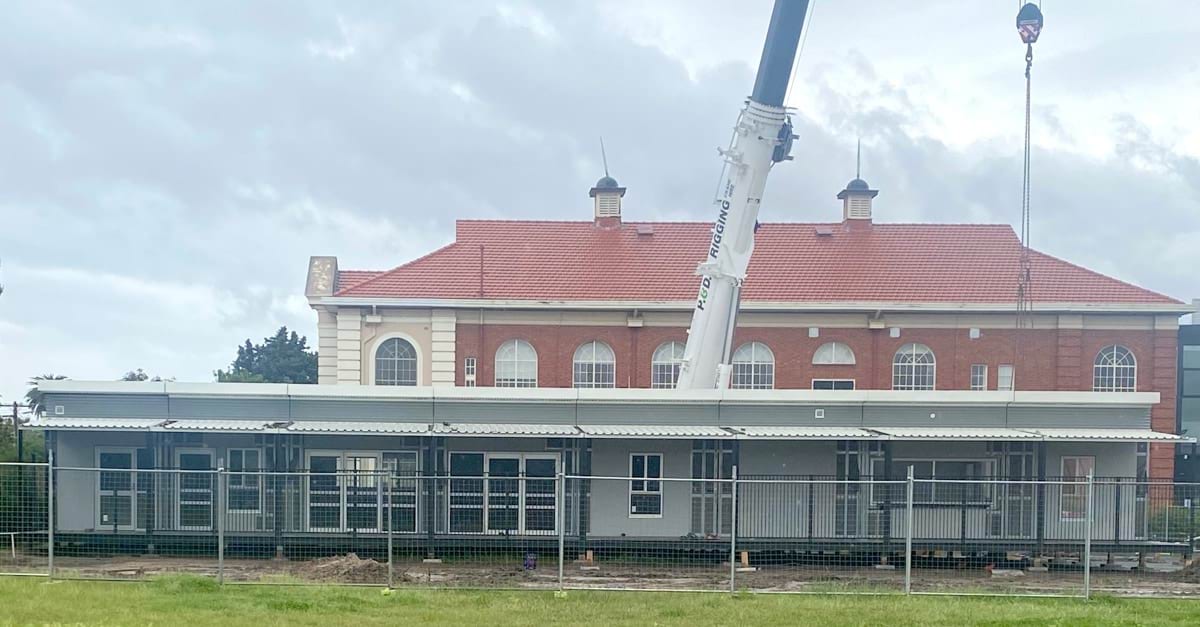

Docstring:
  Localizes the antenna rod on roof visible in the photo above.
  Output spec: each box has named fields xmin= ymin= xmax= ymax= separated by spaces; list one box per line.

xmin=600 ymin=136 xmax=610 ymax=177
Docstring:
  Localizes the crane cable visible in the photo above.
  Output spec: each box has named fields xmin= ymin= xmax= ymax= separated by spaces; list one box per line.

xmin=1014 ymin=2 xmax=1043 ymax=384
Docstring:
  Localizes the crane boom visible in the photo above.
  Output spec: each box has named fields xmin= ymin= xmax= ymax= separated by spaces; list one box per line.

xmin=675 ymin=0 xmax=810 ymax=389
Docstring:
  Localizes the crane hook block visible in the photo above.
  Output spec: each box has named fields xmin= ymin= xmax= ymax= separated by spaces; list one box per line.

xmin=1016 ymin=3 xmax=1043 ymax=45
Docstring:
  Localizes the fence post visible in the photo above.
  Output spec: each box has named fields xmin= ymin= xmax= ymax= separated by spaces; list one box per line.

xmin=47 ymin=449 xmax=54 ymax=580
xmin=729 ymin=465 xmax=739 ymax=594
xmin=557 ymin=471 xmax=566 ymax=592
xmin=217 ymin=467 xmax=225 ymax=585
xmin=1083 ymin=472 xmax=1094 ymax=600
xmin=387 ymin=474 xmax=394 ymax=589
xmin=904 ymin=465 xmax=913 ymax=595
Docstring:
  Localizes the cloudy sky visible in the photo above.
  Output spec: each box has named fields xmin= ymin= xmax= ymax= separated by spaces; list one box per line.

xmin=1 ymin=0 xmax=1198 ymax=403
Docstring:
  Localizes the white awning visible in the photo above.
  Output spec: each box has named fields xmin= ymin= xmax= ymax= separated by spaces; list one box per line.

xmin=26 ymin=417 xmax=166 ymax=430
xmin=731 ymin=426 xmax=880 ymax=440
xmin=286 ymin=421 xmax=432 ymax=435
xmin=434 ymin=423 xmax=580 ymax=437
xmin=870 ymin=427 xmax=1041 ymax=441
xmin=578 ymin=425 xmax=733 ymax=438
xmin=1024 ymin=428 xmax=1192 ymax=442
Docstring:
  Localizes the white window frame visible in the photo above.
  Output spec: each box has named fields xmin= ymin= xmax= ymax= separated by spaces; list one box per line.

xmin=1060 ymin=455 xmax=1095 ymax=522
xmin=463 ymin=357 xmax=477 ymax=387
xmin=813 ymin=341 xmax=856 ymax=365
xmin=495 ymin=339 xmax=538 ymax=388
xmin=874 ymin=458 xmax=994 ymax=505
xmin=1093 ymin=345 xmax=1137 ymax=392
xmin=997 ymin=364 xmax=1015 ymax=391
xmin=95 ymin=446 xmax=139 ymax=531
xmin=892 ymin=343 xmax=936 ymax=391
xmin=651 ymin=341 xmax=686 ymax=389
xmin=175 ymin=448 xmax=216 ymax=532
xmin=226 ymin=448 xmax=263 ymax=514
xmin=573 ymin=340 xmax=616 ymax=389
xmin=304 ymin=450 xmax=403 ymax=533
xmin=629 ymin=453 xmax=664 ymax=518
xmin=970 ymin=364 xmax=988 ymax=391
xmin=369 ymin=333 xmax=422 ymax=386
xmin=731 ymin=342 xmax=775 ymax=390
xmin=811 ymin=378 xmax=856 ymax=390
xmin=382 ymin=450 xmax=421 ymax=534
xmin=446 ymin=451 xmax=559 ymax=535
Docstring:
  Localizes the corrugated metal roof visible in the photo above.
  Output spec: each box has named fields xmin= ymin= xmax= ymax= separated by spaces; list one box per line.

xmin=871 ymin=427 xmax=1041 ymax=440
xmin=159 ymin=419 xmax=268 ymax=432
xmin=732 ymin=426 xmax=879 ymax=439
xmin=286 ymin=421 xmax=432 ymax=435
xmin=579 ymin=425 xmax=733 ymax=438
xmin=435 ymin=423 xmax=580 ymax=437
xmin=1025 ymin=428 xmax=1191 ymax=442
xmin=27 ymin=417 xmax=165 ymax=430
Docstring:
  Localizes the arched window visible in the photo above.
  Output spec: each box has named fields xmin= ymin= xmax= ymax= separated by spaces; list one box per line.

xmin=813 ymin=341 xmax=856 ymax=365
xmin=651 ymin=341 xmax=686 ymax=389
xmin=731 ymin=342 xmax=775 ymax=389
xmin=1093 ymin=345 xmax=1136 ymax=392
xmin=495 ymin=339 xmax=538 ymax=388
xmin=375 ymin=338 xmax=417 ymax=386
xmin=892 ymin=343 xmax=935 ymax=390
xmin=573 ymin=341 xmax=616 ymax=388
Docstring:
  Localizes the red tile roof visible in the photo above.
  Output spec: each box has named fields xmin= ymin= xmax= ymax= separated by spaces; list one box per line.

xmin=333 ymin=220 xmax=1180 ymax=306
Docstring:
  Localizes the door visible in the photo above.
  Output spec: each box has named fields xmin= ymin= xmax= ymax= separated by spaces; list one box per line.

xmin=449 ymin=453 xmax=485 ymax=533
xmin=97 ymin=449 xmax=137 ymax=530
xmin=523 ymin=457 xmax=558 ymax=534
xmin=307 ymin=454 xmax=342 ymax=531
xmin=383 ymin=452 xmax=419 ymax=533
xmin=176 ymin=450 xmax=215 ymax=531
xmin=345 ymin=455 xmax=380 ymax=532
xmin=486 ymin=457 xmax=520 ymax=533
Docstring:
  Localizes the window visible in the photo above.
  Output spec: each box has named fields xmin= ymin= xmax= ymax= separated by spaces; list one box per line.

xmin=651 ymin=341 xmax=686 ymax=388
xmin=997 ymin=364 xmax=1014 ymax=391
xmin=892 ymin=343 xmax=935 ymax=390
xmin=630 ymin=453 xmax=663 ymax=516
xmin=813 ymin=342 xmax=856 ymax=365
xmin=448 ymin=452 xmax=558 ymax=534
xmin=375 ymin=337 xmax=417 ymax=386
xmin=1093 ymin=345 xmax=1136 ymax=392
xmin=97 ymin=448 xmax=136 ymax=529
xmin=573 ymin=341 xmax=616 ymax=388
xmin=1060 ymin=456 xmax=1095 ymax=520
xmin=227 ymin=449 xmax=261 ymax=512
xmin=495 ymin=340 xmax=537 ymax=387
xmin=463 ymin=357 xmax=477 ymax=387
xmin=873 ymin=459 xmax=991 ymax=504
xmin=812 ymin=379 xmax=855 ymax=390
xmin=731 ymin=342 xmax=774 ymax=389
xmin=970 ymin=364 xmax=988 ymax=391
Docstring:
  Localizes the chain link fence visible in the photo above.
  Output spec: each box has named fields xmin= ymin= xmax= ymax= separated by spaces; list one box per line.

xmin=3 ymin=459 xmax=1200 ymax=598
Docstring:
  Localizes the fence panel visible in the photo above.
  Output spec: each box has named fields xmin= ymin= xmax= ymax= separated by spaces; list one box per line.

xmin=734 ymin=477 xmax=907 ymax=594
xmin=907 ymin=478 xmax=1087 ymax=598
xmin=559 ymin=475 xmax=733 ymax=592
xmin=0 ymin=463 xmax=49 ymax=576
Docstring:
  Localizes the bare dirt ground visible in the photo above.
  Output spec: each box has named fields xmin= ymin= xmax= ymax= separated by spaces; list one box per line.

xmin=14 ymin=553 xmax=1200 ymax=597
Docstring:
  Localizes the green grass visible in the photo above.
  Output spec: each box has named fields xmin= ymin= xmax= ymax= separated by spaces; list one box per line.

xmin=0 ymin=576 xmax=1197 ymax=626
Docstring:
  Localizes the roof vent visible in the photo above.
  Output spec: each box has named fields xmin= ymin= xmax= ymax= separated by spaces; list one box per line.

xmin=815 ymin=226 xmax=834 ymax=237
xmin=636 ymin=224 xmax=654 ymax=236
xmin=837 ymin=140 xmax=878 ymax=223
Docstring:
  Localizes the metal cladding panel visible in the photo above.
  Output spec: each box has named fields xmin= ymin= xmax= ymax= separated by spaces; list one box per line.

xmin=1006 ymin=406 xmax=1150 ymax=429
xmin=1029 ymin=428 xmax=1189 ymax=442
xmin=288 ymin=398 xmax=433 ymax=422
xmin=576 ymin=403 xmax=719 ymax=426
xmin=719 ymin=404 xmax=861 ymax=427
xmin=435 ymin=423 xmax=580 ymax=437
xmin=29 ymin=417 xmax=164 ymax=430
xmin=434 ymin=401 xmax=575 ymax=425
xmin=287 ymin=421 xmax=431 ymax=435
xmin=168 ymin=397 xmax=290 ymax=420
xmin=862 ymin=405 xmax=1004 ymax=428
xmin=40 ymin=393 xmax=167 ymax=418
xmin=579 ymin=425 xmax=732 ymax=438
xmin=160 ymin=419 xmax=267 ymax=432
xmin=872 ymin=427 xmax=1039 ymax=441
xmin=732 ymin=426 xmax=877 ymax=440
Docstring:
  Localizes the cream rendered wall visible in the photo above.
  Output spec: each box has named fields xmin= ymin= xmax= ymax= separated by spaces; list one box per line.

xmin=356 ymin=309 xmax=455 ymax=387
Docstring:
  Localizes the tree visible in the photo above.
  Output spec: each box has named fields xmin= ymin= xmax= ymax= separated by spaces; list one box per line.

xmin=120 ymin=369 xmax=172 ymax=382
xmin=24 ymin=374 xmax=68 ymax=414
xmin=216 ymin=326 xmax=317 ymax=384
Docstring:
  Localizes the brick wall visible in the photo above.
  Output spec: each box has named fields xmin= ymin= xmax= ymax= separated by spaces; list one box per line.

xmin=455 ymin=321 xmax=1178 ymax=477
